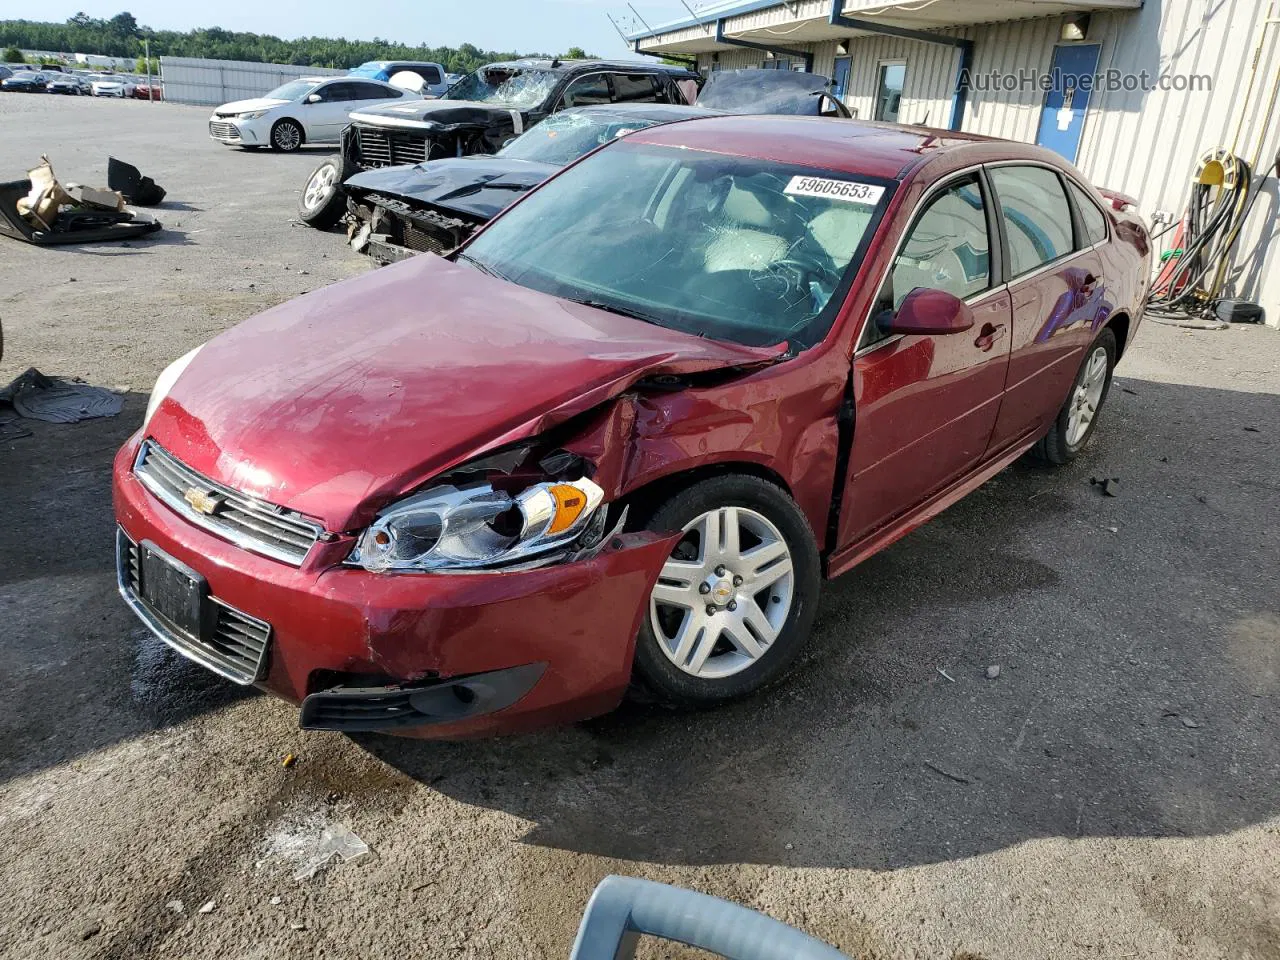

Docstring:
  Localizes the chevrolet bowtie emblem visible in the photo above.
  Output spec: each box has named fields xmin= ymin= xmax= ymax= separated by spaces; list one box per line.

xmin=184 ymin=486 xmax=224 ymax=516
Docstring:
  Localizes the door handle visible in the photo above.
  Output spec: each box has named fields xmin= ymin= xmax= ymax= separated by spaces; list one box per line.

xmin=974 ymin=322 xmax=1006 ymax=351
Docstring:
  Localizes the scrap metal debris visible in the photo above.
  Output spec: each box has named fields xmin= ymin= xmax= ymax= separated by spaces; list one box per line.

xmin=0 ymin=156 xmax=161 ymax=246
xmin=0 ymin=368 xmax=123 ymax=423
xmin=107 ymin=156 xmax=167 ymax=206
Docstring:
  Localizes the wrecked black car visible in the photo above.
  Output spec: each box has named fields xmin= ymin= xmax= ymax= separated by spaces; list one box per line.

xmin=340 ymin=59 xmax=697 ymax=168
xmin=305 ymin=70 xmax=851 ymax=265
xmin=338 ymin=104 xmax=710 ymax=264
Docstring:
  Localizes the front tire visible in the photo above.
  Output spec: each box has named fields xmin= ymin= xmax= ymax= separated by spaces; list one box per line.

xmin=1034 ymin=327 xmax=1117 ymax=465
xmin=270 ymin=118 xmax=304 ymax=152
xmin=298 ymin=157 xmax=347 ymax=228
xmin=633 ymin=475 xmax=820 ymax=706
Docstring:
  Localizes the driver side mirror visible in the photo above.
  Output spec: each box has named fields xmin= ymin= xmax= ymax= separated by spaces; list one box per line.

xmin=886 ymin=287 xmax=976 ymax=336
xmin=305 ymin=93 xmax=322 ymax=104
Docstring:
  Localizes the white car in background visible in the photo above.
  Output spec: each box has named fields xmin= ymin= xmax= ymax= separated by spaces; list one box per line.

xmin=90 ymin=75 xmax=135 ymax=97
xmin=208 ymin=76 xmax=417 ymax=152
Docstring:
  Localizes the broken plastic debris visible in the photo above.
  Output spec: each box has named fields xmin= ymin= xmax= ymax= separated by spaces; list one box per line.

xmin=282 ymin=753 xmax=297 ymax=768
xmin=198 ymin=900 xmax=216 ymax=914
xmin=166 ymin=900 xmax=185 ymax=914
xmin=293 ymin=824 xmax=370 ymax=881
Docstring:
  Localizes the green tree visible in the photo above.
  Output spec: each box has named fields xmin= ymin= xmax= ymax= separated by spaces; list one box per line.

xmin=3 ymin=46 xmax=24 ymax=63
xmin=108 ymin=11 xmax=138 ymax=37
xmin=135 ymin=54 xmax=158 ymax=73
xmin=0 ymin=18 xmax=548 ymax=71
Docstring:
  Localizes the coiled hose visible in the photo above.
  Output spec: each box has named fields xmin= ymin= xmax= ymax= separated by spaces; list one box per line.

xmin=1146 ymin=149 xmax=1256 ymax=329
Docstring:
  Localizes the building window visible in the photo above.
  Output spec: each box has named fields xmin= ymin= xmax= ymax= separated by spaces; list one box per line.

xmin=875 ymin=61 xmax=906 ymax=122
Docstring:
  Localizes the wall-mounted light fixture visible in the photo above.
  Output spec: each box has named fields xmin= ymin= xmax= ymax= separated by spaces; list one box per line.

xmin=1061 ymin=14 xmax=1090 ymax=41
xmin=835 ymin=40 xmax=849 ymax=56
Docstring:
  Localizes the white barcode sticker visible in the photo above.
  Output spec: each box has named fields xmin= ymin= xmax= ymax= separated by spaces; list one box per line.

xmin=784 ymin=176 xmax=885 ymax=205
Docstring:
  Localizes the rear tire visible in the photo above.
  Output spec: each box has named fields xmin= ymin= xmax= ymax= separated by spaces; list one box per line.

xmin=1034 ymin=327 xmax=1117 ymax=465
xmin=633 ymin=475 xmax=820 ymax=706
xmin=270 ymin=119 xmax=304 ymax=153
xmin=298 ymin=157 xmax=347 ymax=228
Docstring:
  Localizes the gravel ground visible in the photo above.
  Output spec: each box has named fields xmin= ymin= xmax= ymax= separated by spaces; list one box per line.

xmin=1 ymin=94 xmax=1278 ymax=960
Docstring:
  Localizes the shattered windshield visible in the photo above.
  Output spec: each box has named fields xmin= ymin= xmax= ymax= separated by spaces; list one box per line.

xmin=462 ymin=142 xmax=892 ymax=348
xmin=445 ymin=67 xmax=559 ymax=108
xmin=497 ymin=111 xmax=657 ymax=167
xmin=264 ymin=79 xmax=318 ymax=101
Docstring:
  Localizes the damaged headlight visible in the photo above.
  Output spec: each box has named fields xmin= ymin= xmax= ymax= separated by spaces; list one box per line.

xmin=351 ymin=478 xmax=606 ymax=573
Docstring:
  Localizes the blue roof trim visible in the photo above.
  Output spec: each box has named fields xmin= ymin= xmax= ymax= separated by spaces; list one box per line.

xmin=626 ymin=0 xmax=788 ymax=41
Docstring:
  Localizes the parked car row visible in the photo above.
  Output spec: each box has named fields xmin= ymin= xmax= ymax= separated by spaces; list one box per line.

xmin=0 ymin=67 xmax=159 ymax=97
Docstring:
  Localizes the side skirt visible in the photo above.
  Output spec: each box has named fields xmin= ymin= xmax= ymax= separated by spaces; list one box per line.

xmin=825 ymin=430 xmax=1039 ymax=580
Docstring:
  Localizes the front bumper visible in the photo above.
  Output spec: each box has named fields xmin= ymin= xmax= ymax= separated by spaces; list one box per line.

xmin=112 ymin=435 xmax=673 ymax=738
xmin=209 ymin=116 xmax=266 ymax=145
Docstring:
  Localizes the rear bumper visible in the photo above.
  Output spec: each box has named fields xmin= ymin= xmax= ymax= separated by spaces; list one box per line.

xmin=112 ymin=434 xmax=674 ymax=738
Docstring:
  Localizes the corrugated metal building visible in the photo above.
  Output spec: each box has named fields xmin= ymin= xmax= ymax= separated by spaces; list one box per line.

xmin=630 ymin=0 xmax=1280 ymax=326
xmin=160 ymin=57 xmax=345 ymax=107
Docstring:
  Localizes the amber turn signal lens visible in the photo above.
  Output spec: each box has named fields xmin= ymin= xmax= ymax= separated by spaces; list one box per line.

xmin=546 ymin=484 xmax=588 ymax=534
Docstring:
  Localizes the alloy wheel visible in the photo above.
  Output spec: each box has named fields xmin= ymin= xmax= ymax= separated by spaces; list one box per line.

xmin=273 ymin=122 xmax=302 ymax=151
xmin=302 ymin=164 xmax=337 ymax=210
xmin=1067 ymin=345 xmax=1109 ymax=446
xmin=648 ymin=506 xmax=795 ymax=680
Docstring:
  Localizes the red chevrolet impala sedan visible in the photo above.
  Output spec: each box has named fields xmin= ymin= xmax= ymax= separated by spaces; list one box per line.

xmin=114 ymin=116 xmax=1149 ymax=737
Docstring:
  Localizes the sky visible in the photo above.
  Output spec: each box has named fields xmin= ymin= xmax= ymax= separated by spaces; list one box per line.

xmin=26 ymin=1 xmax=697 ymax=59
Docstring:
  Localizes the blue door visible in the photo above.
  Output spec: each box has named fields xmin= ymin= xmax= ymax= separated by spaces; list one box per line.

xmin=832 ymin=56 xmax=851 ymax=100
xmin=1036 ymin=43 xmax=1101 ymax=163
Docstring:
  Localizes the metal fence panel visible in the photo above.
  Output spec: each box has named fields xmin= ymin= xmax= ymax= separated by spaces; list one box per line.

xmin=159 ymin=57 xmax=346 ymax=106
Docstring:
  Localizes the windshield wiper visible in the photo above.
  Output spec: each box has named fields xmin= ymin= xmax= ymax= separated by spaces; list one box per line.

xmin=562 ymin=297 xmax=671 ymax=328
xmin=455 ymin=251 xmax=508 ymax=282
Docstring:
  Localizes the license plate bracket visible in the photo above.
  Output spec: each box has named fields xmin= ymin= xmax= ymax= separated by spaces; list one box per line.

xmin=139 ymin=541 xmax=208 ymax=640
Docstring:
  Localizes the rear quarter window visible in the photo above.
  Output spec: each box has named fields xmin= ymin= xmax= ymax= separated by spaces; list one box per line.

xmin=1068 ymin=180 xmax=1109 ymax=246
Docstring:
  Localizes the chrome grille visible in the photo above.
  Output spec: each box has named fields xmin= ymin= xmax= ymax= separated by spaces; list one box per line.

xmin=353 ymin=125 xmax=429 ymax=168
xmin=208 ymin=120 xmax=240 ymax=140
xmin=117 ymin=529 xmax=272 ymax=685
xmin=134 ymin=441 xmax=322 ymax=566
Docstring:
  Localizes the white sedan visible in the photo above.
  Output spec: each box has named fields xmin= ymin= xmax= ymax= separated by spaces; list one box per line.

xmin=208 ymin=76 xmax=416 ymax=152
xmin=90 ymin=75 xmax=135 ymax=97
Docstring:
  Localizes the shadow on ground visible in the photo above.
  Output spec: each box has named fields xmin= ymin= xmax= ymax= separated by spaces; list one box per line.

xmin=1 ymin=376 xmax=1277 ymax=874
xmin=362 ymin=377 xmax=1280 ymax=870
xmin=0 ymin=393 xmax=251 ymax=784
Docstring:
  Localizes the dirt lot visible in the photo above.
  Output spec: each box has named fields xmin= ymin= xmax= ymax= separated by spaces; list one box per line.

xmin=1 ymin=94 xmax=1278 ymax=960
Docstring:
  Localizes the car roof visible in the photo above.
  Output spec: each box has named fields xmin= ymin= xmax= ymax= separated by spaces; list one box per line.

xmin=481 ymin=58 xmax=697 ymax=77
xmin=625 ymin=114 xmax=1063 ymax=180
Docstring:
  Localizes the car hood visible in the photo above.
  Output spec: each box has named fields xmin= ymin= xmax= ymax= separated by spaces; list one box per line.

xmin=345 ymin=156 xmax=559 ymax=221
xmin=214 ymin=97 xmax=286 ymax=114
xmin=351 ymin=97 xmax=526 ymax=128
xmin=149 ymin=255 xmax=784 ymax=531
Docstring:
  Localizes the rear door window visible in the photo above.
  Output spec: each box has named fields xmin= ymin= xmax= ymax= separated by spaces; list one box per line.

xmin=349 ymin=81 xmax=398 ymax=101
xmin=988 ymin=165 xmax=1074 ymax=277
xmin=612 ymin=73 xmax=659 ymax=103
xmin=1067 ymin=180 xmax=1109 ymax=246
